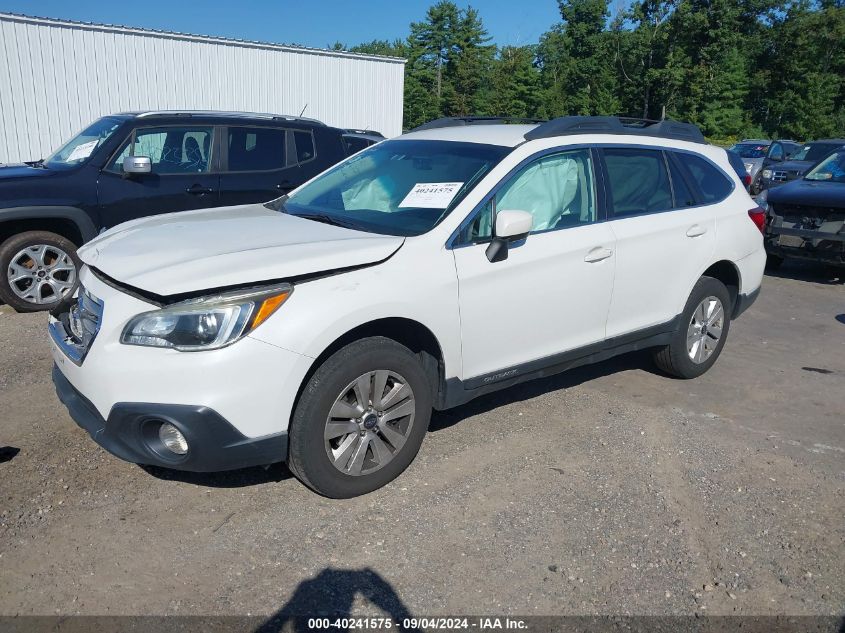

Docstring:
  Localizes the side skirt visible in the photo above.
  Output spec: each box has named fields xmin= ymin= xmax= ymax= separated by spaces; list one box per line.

xmin=438 ymin=316 xmax=680 ymax=410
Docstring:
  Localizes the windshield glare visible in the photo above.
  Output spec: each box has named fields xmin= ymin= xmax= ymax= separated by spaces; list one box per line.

xmin=729 ymin=143 xmax=769 ymax=159
xmin=791 ymin=143 xmax=839 ymax=163
xmin=45 ymin=117 xmax=124 ymax=169
xmin=280 ymin=140 xmax=511 ymax=236
xmin=805 ymin=151 xmax=845 ymax=183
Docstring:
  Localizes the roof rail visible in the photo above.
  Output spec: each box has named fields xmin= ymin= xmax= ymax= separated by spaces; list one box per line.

xmin=524 ymin=116 xmax=706 ymax=144
xmin=411 ymin=116 xmax=547 ymax=132
xmin=134 ymin=110 xmax=326 ymax=125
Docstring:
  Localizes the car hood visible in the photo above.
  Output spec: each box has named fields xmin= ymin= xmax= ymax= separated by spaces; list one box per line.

xmin=766 ymin=179 xmax=845 ymax=208
xmin=769 ymin=160 xmax=813 ymax=173
xmin=77 ymin=204 xmax=404 ymax=296
xmin=0 ymin=163 xmax=54 ymax=180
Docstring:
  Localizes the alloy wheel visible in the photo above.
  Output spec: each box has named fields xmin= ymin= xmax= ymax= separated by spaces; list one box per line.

xmin=324 ymin=370 xmax=416 ymax=476
xmin=7 ymin=244 xmax=77 ymax=305
xmin=686 ymin=296 xmax=725 ymax=363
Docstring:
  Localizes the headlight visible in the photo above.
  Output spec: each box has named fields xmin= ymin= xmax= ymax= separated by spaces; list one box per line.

xmin=761 ymin=169 xmax=772 ymax=179
xmin=121 ymin=283 xmax=292 ymax=351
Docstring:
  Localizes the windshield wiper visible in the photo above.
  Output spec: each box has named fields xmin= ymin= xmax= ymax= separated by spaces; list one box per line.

xmin=291 ymin=212 xmax=358 ymax=229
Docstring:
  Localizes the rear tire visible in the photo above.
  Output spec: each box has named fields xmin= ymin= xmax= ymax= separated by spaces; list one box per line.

xmin=653 ymin=276 xmax=732 ymax=379
xmin=288 ymin=337 xmax=432 ymax=498
xmin=0 ymin=231 xmax=81 ymax=312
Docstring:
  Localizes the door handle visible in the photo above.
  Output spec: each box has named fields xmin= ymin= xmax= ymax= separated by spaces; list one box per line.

xmin=584 ymin=247 xmax=613 ymax=263
xmin=186 ymin=185 xmax=214 ymax=195
xmin=686 ymin=224 xmax=707 ymax=238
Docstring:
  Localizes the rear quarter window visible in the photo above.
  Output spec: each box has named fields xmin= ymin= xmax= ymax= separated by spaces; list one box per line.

xmin=673 ymin=153 xmax=733 ymax=204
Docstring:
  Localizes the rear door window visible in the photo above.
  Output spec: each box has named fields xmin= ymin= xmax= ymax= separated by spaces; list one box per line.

xmin=673 ymin=153 xmax=733 ymax=204
xmin=602 ymin=148 xmax=673 ymax=217
xmin=227 ymin=127 xmax=287 ymax=172
xmin=667 ymin=157 xmax=697 ymax=208
xmin=293 ymin=130 xmax=316 ymax=163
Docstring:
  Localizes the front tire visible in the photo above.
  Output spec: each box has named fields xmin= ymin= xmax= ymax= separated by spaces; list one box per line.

xmin=0 ymin=231 xmax=80 ymax=312
xmin=653 ymin=276 xmax=732 ymax=379
xmin=288 ymin=337 xmax=432 ymax=498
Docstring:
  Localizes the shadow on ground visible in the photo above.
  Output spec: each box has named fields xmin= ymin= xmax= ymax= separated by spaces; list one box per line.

xmin=430 ymin=349 xmax=657 ymax=432
xmin=0 ymin=446 xmax=21 ymax=464
xmin=140 ymin=461 xmax=292 ymax=488
xmin=255 ymin=567 xmax=419 ymax=633
xmin=765 ymin=260 xmax=844 ymax=285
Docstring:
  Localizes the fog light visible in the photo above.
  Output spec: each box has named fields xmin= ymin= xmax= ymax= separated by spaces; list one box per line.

xmin=158 ymin=423 xmax=188 ymax=455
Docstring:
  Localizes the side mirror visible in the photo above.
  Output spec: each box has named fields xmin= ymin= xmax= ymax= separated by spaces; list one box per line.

xmin=486 ymin=210 xmax=533 ymax=263
xmin=122 ymin=155 xmax=151 ymax=177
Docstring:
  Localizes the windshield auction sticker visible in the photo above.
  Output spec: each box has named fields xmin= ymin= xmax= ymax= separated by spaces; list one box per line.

xmin=399 ymin=182 xmax=464 ymax=208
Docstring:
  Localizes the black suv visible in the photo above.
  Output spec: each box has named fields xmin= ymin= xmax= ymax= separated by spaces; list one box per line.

xmin=0 ymin=111 xmax=357 ymax=312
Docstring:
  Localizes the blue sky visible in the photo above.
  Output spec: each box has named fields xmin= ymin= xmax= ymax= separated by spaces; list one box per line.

xmin=0 ymin=1 xmax=563 ymax=50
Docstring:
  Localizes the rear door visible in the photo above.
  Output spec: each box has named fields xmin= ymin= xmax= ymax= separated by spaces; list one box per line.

xmin=601 ymin=147 xmax=717 ymax=338
xmin=217 ymin=125 xmax=302 ymax=206
xmin=97 ymin=125 xmax=221 ymax=229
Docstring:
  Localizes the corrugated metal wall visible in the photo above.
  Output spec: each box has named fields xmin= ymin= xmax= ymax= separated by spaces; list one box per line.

xmin=0 ymin=13 xmax=405 ymax=163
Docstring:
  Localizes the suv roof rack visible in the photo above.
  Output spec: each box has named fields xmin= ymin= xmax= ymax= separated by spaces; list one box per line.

xmin=132 ymin=110 xmax=326 ymax=125
xmin=411 ymin=116 xmax=547 ymax=132
xmin=524 ymin=116 xmax=706 ymax=144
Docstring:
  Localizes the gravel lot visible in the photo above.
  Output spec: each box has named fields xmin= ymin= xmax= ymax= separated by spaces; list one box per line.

xmin=0 ymin=262 xmax=843 ymax=620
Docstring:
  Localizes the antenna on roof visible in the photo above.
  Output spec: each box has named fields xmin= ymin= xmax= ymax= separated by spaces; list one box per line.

xmin=299 ymin=104 xmax=308 ymax=117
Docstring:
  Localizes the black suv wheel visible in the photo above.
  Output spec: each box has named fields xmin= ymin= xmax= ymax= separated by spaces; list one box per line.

xmin=0 ymin=231 xmax=81 ymax=312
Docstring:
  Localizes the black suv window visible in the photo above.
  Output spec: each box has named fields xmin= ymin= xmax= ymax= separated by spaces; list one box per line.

xmin=603 ymin=148 xmax=673 ymax=217
xmin=674 ymin=153 xmax=733 ymax=204
xmin=227 ymin=127 xmax=287 ymax=172
xmin=294 ymin=130 xmax=316 ymax=163
xmin=109 ymin=126 xmax=213 ymax=174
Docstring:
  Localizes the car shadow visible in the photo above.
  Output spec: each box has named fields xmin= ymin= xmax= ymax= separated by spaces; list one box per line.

xmin=430 ymin=349 xmax=656 ymax=432
xmin=140 ymin=461 xmax=293 ymax=488
xmin=765 ymin=260 xmax=844 ymax=285
xmin=255 ymin=567 xmax=420 ymax=633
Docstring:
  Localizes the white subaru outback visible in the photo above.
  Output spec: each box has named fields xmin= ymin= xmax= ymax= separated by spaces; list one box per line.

xmin=49 ymin=116 xmax=765 ymax=498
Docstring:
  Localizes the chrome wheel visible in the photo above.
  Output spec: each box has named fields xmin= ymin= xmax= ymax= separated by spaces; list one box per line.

xmin=687 ymin=296 xmax=724 ymax=363
xmin=324 ymin=370 xmax=416 ymax=476
xmin=7 ymin=244 xmax=77 ymax=305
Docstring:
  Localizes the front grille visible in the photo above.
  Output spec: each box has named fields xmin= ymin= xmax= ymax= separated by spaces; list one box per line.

xmin=772 ymin=171 xmax=788 ymax=182
xmin=49 ymin=286 xmax=104 ymax=365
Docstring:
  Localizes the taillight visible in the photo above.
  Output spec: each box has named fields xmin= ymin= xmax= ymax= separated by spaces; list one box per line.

xmin=748 ymin=207 xmax=766 ymax=233
xmin=743 ymin=174 xmax=752 ymax=188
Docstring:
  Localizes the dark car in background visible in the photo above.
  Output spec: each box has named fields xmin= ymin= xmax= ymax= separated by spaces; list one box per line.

xmin=759 ymin=139 xmax=845 ymax=191
xmin=729 ymin=138 xmax=801 ymax=194
xmin=0 ymin=111 xmax=359 ymax=312
xmin=759 ymin=148 xmax=845 ymax=269
xmin=341 ymin=129 xmax=385 ymax=155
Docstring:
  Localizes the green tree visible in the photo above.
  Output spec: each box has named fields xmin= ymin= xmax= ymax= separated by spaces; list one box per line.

xmin=488 ymin=46 xmax=543 ymax=117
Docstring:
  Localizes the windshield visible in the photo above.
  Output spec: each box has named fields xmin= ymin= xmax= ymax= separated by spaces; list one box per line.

xmin=790 ymin=143 xmax=840 ymax=163
xmin=278 ymin=139 xmax=511 ymax=236
xmin=728 ymin=143 xmax=769 ymax=159
xmin=805 ymin=151 xmax=845 ymax=183
xmin=44 ymin=117 xmax=124 ymax=169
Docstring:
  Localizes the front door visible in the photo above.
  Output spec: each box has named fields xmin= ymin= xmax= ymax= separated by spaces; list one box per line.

xmin=452 ymin=148 xmax=616 ymax=381
xmin=97 ymin=125 xmax=220 ymax=229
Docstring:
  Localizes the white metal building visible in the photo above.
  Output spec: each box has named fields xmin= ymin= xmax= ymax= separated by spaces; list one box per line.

xmin=0 ymin=13 xmax=406 ymax=163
